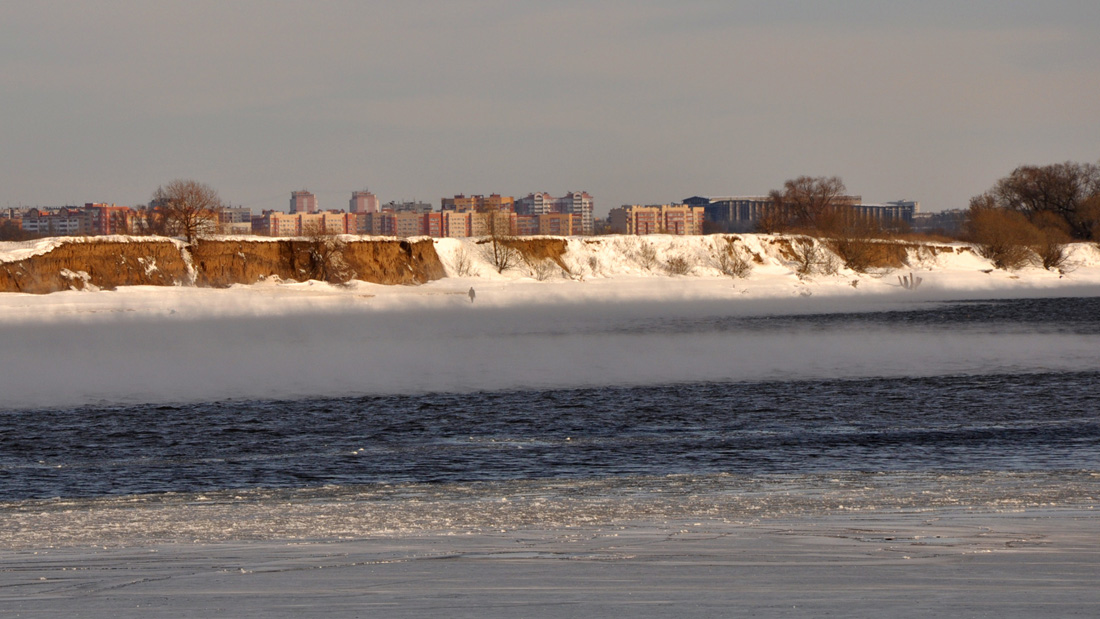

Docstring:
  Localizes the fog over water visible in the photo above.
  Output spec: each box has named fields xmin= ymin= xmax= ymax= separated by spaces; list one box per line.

xmin=3 ymin=292 xmax=1099 ymax=409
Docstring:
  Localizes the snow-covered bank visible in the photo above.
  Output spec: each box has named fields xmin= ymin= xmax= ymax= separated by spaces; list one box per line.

xmin=429 ymin=234 xmax=1100 ymax=301
xmin=3 ymin=233 xmax=1100 ymax=301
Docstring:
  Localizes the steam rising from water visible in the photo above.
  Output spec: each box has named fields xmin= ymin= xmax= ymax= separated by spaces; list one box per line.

xmin=3 ymin=291 xmax=1099 ymax=409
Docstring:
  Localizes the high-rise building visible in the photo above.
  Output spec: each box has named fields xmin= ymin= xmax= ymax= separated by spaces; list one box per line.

xmin=349 ymin=190 xmax=379 ymax=214
xmin=290 ymin=190 xmax=317 ymax=214
xmin=515 ymin=192 xmax=554 ymax=216
xmin=516 ymin=191 xmax=594 ymax=234
xmin=563 ymin=191 xmax=594 ymax=235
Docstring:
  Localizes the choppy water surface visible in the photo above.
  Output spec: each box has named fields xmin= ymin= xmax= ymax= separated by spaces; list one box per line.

xmin=2 ymin=371 xmax=1099 ymax=501
xmin=1 ymin=296 xmax=1098 ymax=518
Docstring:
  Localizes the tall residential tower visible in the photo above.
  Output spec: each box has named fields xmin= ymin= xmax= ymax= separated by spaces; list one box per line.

xmin=290 ymin=190 xmax=317 ymax=214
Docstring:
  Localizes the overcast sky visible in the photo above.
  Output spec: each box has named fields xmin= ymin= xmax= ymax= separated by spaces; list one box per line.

xmin=2 ymin=0 xmax=1098 ymax=215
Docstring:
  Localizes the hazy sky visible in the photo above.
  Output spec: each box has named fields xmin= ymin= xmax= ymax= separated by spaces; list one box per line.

xmin=2 ymin=1 xmax=1098 ymax=215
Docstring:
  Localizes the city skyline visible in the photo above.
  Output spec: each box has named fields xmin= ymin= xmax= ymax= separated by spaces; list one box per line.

xmin=2 ymin=1 xmax=1098 ymax=215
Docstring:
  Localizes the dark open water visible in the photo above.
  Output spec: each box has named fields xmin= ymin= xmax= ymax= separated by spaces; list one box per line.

xmin=2 ymin=297 xmax=1099 ymax=503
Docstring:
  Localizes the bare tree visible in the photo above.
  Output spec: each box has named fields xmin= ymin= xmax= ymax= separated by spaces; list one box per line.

xmin=984 ymin=161 xmax=1100 ymax=240
xmin=301 ymin=223 xmax=355 ymax=284
xmin=761 ymin=176 xmax=851 ymax=233
xmin=478 ymin=209 xmax=522 ymax=273
xmin=151 ymin=179 xmax=224 ymax=243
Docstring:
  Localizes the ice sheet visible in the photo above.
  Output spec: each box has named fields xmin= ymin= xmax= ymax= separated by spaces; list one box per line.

xmin=2 ymin=507 xmax=1097 ymax=618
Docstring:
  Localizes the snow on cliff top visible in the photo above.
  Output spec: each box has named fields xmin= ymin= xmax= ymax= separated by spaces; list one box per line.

xmin=0 ymin=235 xmax=188 ymax=263
xmin=431 ymin=234 xmax=1100 ymax=292
xmin=1 ymin=234 xmax=1099 ymax=325
xmin=0 ymin=234 xmax=431 ymax=264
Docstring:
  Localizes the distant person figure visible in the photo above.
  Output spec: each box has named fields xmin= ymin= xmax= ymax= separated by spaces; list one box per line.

xmin=468 ymin=287 xmax=476 ymax=303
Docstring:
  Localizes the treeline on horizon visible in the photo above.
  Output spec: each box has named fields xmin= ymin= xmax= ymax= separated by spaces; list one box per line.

xmin=3 ymin=160 xmax=1099 ymax=275
xmin=746 ymin=159 xmax=1100 ymax=274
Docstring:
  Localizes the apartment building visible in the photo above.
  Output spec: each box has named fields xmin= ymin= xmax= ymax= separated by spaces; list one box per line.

xmin=470 ymin=211 xmax=516 ymax=237
xmin=424 ymin=212 xmax=445 ymax=237
xmin=609 ymin=204 xmax=705 ymax=235
xmin=20 ymin=203 xmax=136 ymax=236
xmin=515 ymin=192 xmax=554 ymax=216
xmin=20 ymin=208 xmax=88 ymax=236
xmin=562 ymin=191 xmax=594 ymax=235
xmin=382 ymin=200 xmax=433 ymax=214
xmin=515 ymin=215 xmax=541 ymax=236
xmin=258 ymin=211 xmax=301 ymax=236
xmin=516 ymin=191 xmax=594 ymax=235
xmin=257 ymin=210 xmax=356 ymax=236
xmin=441 ymin=194 xmax=515 ymax=213
xmin=84 ymin=203 xmax=133 ymax=235
xmin=393 ymin=212 xmax=425 ymax=237
xmin=289 ymin=190 xmax=318 ymax=214
xmin=538 ymin=213 xmax=574 ymax=236
xmin=349 ymin=190 xmax=379 ymax=214
xmin=443 ymin=211 xmax=471 ymax=237
xmin=218 ymin=207 xmax=253 ymax=234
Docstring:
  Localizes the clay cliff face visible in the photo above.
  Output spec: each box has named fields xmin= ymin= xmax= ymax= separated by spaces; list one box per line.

xmin=0 ymin=240 xmax=190 ymax=293
xmin=189 ymin=238 xmax=445 ymax=288
xmin=498 ymin=237 xmax=570 ymax=270
xmin=0 ymin=238 xmax=447 ymax=294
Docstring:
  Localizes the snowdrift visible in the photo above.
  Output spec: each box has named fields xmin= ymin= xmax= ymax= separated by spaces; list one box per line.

xmin=431 ymin=234 xmax=1100 ymax=297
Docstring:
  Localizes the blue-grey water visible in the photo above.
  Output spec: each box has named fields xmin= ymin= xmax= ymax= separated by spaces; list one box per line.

xmin=2 ymin=296 xmax=1099 ymax=503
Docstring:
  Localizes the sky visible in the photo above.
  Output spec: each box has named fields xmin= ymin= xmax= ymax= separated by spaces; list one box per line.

xmin=2 ymin=1 xmax=1098 ymax=216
